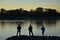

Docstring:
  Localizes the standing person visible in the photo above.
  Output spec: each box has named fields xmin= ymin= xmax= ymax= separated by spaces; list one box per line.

xmin=41 ymin=25 xmax=45 ymax=36
xmin=16 ymin=24 xmax=21 ymax=36
xmin=28 ymin=24 xmax=33 ymax=36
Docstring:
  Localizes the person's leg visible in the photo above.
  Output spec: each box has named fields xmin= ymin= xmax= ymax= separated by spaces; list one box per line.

xmin=42 ymin=31 xmax=44 ymax=36
xmin=19 ymin=31 xmax=20 ymax=36
xmin=29 ymin=31 xmax=30 ymax=36
xmin=32 ymin=31 xmax=33 ymax=36
xmin=16 ymin=31 xmax=18 ymax=36
xmin=42 ymin=33 xmax=44 ymax=36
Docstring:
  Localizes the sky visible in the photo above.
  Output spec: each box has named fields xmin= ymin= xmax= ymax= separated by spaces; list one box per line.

xmin=0 ymin=0 xmax=60 ymax=12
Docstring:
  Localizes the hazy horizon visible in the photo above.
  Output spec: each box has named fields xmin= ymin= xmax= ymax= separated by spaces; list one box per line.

xmin=0 ymin=0 xmax=60 ymax=12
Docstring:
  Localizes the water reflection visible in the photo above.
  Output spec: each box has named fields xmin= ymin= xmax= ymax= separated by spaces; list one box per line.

xmin=0 ymin=20 xmax=57 ymax=28
xmin=35 ymin=20 xmax=43 ymax=27
xmin=45 ymin=20 xmax=56 ymax=27
xmin=1 ymin=22 xmax=5 ymax=28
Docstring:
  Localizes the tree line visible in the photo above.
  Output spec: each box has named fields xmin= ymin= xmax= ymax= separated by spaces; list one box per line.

xmin=0 ymin=7 xmax=60 ymax=20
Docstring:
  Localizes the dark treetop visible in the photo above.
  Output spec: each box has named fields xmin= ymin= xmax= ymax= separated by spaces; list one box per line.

xmin=0 ymin=7 xmax=60 ymax=20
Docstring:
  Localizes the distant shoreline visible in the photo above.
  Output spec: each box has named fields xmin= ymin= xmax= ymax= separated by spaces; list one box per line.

xmin=0 ymin=7 xmax=60 ymax=20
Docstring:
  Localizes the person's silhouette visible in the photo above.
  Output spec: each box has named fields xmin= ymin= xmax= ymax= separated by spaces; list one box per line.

xmin=16 ymin=24 xmax=21 ymax=36
xmin=41 ymin=25 xmax=45 ymax=36
xmin=28 ymin=24 xmax=33 ymax=36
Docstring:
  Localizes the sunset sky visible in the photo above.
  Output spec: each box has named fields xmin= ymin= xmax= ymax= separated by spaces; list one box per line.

xmin=0 ymin=0 xmax=60 ymax=12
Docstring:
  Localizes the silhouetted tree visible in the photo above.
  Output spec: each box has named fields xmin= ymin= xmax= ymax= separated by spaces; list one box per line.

xmin=36 ymin=7 xmax=44 ymax=13
xmin=0 ymin=7 xmax=60 ymax=20
xmin=1 ymin=8 xmax=7 ymax=13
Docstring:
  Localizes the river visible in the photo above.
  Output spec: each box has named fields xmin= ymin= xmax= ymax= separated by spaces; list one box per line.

xmin=0 ymin=20 xmax=60 ymax=40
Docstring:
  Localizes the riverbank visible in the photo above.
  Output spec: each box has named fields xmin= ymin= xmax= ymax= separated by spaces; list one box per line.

xmin=6 ymin=35 xmax=60 ymax=40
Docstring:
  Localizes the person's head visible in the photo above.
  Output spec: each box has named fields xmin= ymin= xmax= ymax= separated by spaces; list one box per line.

xmin=18 ymin=24 xmax=21 ymax=26
xmin=30 ymin=24 xmax=32 ymax=27
xmin=18 ymin=24 xmax=20 ymax=26
xmin=42 ymin=25 xmax=44 ymax=27
xmin=30 ymin=24 xmax=31 ymax=26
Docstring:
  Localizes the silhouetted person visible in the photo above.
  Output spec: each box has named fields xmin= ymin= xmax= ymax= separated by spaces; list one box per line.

xmin=16 ymin=24 xmax=21 ymax=36
xmin=28 ymin=24 xmax=33 ymax=36
xmin=41 ymin=25 xmax=45 ymax=36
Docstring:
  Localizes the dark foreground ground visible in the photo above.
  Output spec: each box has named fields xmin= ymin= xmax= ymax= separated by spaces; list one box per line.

xmin=6 ymin=35 xmax=60 ymax=40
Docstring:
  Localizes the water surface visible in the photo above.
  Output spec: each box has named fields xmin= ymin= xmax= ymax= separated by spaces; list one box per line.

xmin=0 ymin=20 xmax=60 ymax=40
